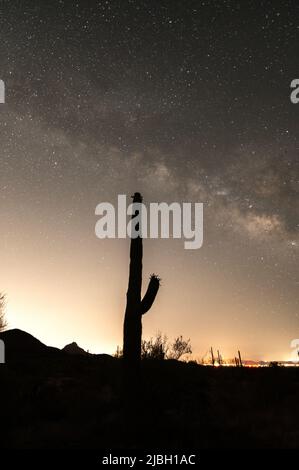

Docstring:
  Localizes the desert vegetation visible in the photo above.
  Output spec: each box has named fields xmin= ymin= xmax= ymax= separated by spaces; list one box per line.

xmin=0 ymin=293 xmax=7 ymax=332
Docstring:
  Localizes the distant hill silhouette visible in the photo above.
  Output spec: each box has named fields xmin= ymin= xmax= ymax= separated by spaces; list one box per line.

xmin=0 ymin=328 xmax=61 ymax=359
xmin=0 ymin=328 xmax=113 ymax=362
xmin=62 ymin=342 xmax=87 ymax=356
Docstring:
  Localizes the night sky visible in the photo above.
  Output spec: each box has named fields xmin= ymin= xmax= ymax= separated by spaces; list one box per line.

xmin=0 ymin=1 xmax=298 ymax=361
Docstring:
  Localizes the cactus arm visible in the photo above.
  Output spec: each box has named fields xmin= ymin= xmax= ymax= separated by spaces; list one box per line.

xmin=140 ymin=274 xmax=160 ymax=315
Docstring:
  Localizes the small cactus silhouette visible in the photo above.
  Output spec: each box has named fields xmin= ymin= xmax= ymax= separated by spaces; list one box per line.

xmin=123 ymin=192 xmax=160 ymax=372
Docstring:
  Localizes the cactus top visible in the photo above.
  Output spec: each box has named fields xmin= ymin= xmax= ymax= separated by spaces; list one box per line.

xmin=131 ymin=192 xmax=143 ymax=203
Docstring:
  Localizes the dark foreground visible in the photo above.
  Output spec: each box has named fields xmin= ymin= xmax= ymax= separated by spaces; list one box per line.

xmin=1 ymin=329 xmax=299 ymax=449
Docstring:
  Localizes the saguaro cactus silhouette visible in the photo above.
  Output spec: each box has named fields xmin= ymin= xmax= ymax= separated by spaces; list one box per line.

xmin=123 ymin=192 xmax=160 ymax=372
